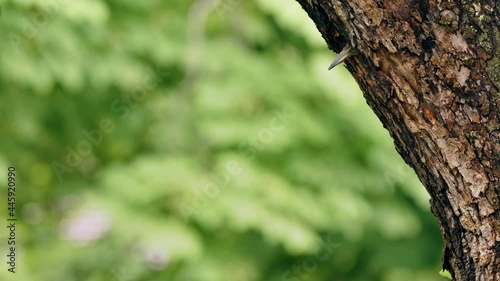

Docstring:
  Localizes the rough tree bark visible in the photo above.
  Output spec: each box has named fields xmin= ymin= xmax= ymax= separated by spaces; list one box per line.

xmin=293 ymin=0 xmax=500 ymax=280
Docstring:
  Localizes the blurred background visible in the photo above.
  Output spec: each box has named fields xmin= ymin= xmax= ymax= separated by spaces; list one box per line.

xmin=0 ymin=0 xmax=445 ymax=280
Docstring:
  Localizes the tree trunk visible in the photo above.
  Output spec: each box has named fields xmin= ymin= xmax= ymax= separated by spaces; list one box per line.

xmin=293 ymin=0 xmax=500 ymax=279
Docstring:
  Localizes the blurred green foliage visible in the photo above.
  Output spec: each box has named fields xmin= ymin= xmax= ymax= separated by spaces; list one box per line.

xmin=0 ymin=0 xmax=444 ymax=280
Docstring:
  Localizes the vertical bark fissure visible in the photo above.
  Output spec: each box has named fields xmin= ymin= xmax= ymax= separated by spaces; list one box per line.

xmin=294 ymin=0 xmax=500 ymax=279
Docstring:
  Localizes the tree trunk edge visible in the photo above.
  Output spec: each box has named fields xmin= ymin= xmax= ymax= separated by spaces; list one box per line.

xmin=293 ymin=0 xmax=500 ymax=280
